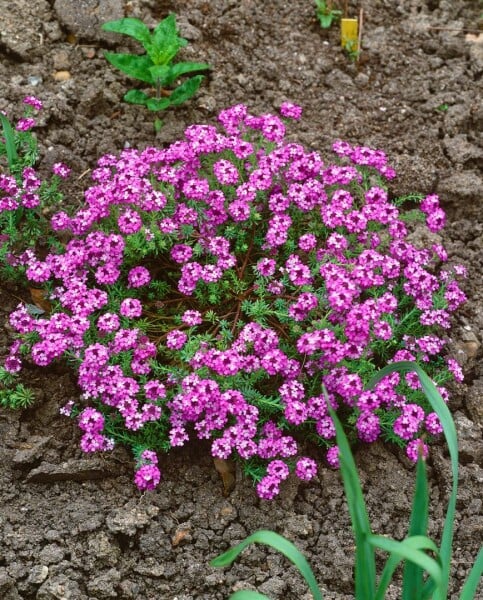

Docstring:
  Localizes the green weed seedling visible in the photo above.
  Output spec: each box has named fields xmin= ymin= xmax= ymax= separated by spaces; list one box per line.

xmin=315 ymin=0 xmax=342 ymax=29
xmin=212 ymin=362 xmax=483 ymax=600
xmin=102 ymin=14 xmax=210 ymax=130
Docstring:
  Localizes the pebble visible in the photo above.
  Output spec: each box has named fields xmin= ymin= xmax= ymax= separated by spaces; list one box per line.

xmin=27 ymin=75 xmax=43 ymax=86
xmin=26 ymin=458 xmax=117 ymax=482
xmin=26 ymin=565 xmax=49 ymax=585
xmin=52 ymin=50 xmax=70 ymax=70
xmin=53 ymin=70 xmax=71 ymax=81
xmin=12 ymin=436 xmax=51 ymax=467
xmin=106 ymin=504 xmax=159 ymax=537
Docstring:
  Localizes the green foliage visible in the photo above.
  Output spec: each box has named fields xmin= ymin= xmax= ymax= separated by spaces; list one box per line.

xmin=315 ymin=0 xmax=342 ymax=29
xmin=436 ymin=103 xmax=449 ymax=113
xmin=0 ymin=112 xmax=64 ymax=284
xmin=0 ymin=369 xmax=35 ymax=409
xmin=212 ymin=362 xmax=483 ymax=599
xmin=102 ymin=14 xmax=210 ymax=121
xmin=0 ymin=112 xmax=19 ymax=168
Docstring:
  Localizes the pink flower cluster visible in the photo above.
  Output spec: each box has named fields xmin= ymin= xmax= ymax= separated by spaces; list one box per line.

xmin=1 ymin=102 xmax=466 ymax=498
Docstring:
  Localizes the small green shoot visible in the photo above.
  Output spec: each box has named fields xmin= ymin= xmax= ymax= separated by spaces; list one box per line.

xmin=436 ymin=103 xmax=449 ymax=112
xmin=102 ymin=14 xmax=210 ymax=126
xmin=0 ymin=368 xmax=35 ymax=409
xmin=315 ymin=0 xmax=342 ymax=29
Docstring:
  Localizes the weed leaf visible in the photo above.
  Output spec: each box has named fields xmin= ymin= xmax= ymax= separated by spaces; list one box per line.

xmin=123 ymin=89 xmax=150 ymax=106
xmin=148 ymin=14 xmax=187 ymax=65
xmin=164 ymin=61 xmax=211 ymax=87
xmin=102 ymin=17 xmax=151 ymax=45
xmin=169 ymin=75 xmax=204 ymax=106
xmin=146 ymin=98 xmax=171 ymax=112
xmin=104 ymin=52 xmax=154 ymax=84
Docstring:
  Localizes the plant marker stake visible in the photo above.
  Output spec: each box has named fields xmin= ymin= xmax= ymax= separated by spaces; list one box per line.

xmin=357 ymin=8 xmax=363 ymax=62
xmin=341 ymin=18 xmax=358 ymax=50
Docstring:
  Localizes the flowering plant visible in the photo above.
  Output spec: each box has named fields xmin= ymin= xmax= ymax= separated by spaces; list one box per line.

xmin=1 ymin=99 xmax=466 ymax=499
xmin=0 ymin=97 xmax=70 ymax=284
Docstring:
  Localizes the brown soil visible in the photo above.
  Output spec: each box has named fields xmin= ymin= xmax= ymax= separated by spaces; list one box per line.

xmin=0 ymin=1 xmax=482 ymax=599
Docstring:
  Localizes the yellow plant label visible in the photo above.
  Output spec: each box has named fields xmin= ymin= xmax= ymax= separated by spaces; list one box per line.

xmin=341 ymin=18 xmax=359 ymax=50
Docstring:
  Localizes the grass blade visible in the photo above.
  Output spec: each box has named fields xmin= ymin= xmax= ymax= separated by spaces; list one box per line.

xmin=368 ymin=361 xmax=458 ymax=600
xmin=228 ymin=592 xmax=270 ymax=600
xmin=325 ymin=391 xmax=376 ymax=599
xmin=459 ymin=547 xmax=483 ymax=600
xmin=211 ymin=530 xmax=323 ymax=600
xmin=369 ymin=534 xmax=443 ymax=590
xmin=0 ymin=112 xmax=19 ymax=168
xmin=374 ymin=552 xmax=405 ymax=600
xmin=402 ymin=455 xmax=429 ymax=599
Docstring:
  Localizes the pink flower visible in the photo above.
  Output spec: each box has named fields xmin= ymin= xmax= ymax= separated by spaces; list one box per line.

xmin=52 ymin=162 xmax=71 ymax=178
xmin=134 ymin=464 xmax=161 ymax=491
xmin=166 ymin=329 xmax=188 ymax=350
xmin=127 ymin=266 xmax=151 ymax=288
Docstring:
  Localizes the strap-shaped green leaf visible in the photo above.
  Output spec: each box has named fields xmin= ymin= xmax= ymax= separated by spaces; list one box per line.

xmin=102 ymin=18 xmax=151 ymax=46
xmin=368 ymin=361 xmax=458 ymax=600
xmin=0 ymin=113 xmax=19 ymax=168
xmin=402 ymin=456 xmax=429 ymax=600
xmin=460 ymin=547 xmax=483 ymax=600
xmin=104 ymin=52 xmax=154 ymax=84
xmin=168 ymin=75 xmax=204 ymax=106
xmin=373 ymin=534 xmax=441 ymax=600
xmin=228 ymin=592 xmax=270 ymax=600
xmin=369 ymin=535 xmax=442 ymax=590
xmin=211 ymin=530 xmax=322 ymax=600
xmin=326 ymin=393 xmax=376 ymax=599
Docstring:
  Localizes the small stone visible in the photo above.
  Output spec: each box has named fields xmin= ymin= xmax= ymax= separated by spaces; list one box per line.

xmin=466 ymin=381 xmax=483 ymax=425
xmin=454 ymin=412 xmax=483 ymax=464
xmin=197 ymin=94 xmax=216 ymax=113
xmin=355 ymin=72 xmax=369 ymax=87
xmin=53 ymin=70 xmax=71 ymax=81
xmin=106 ymin=504 xmax=159 ymax=536
xmin=87 ymin=532 xmax=120 ymax=566
xmin=26 ymin=458 xmax=118 ymax=483
xmin=27 ymin=565 xmax=49 ymax=585
xmin=461 ymin=329 xmax=480 ymax=344
xmin=38 ymin=544 xmax=65 ymax=565
xmin=86 ymin=568 xmax=120 ymax=598
xmin=438 ymin=170 xmax=482 ymax=204
xmin=81 ymin=47 xmax=96 ymax=59
xmin=119 ymin=580 xmax=141 ymax=598
xmin=27 ymin=75 xmax=43 ymax=86
xmin=258 ymin=577 xmax=287 ymax=597
xmin=53 ymin=0 xmax=124 ymax=42
xmin=463 ymin=341 xmax=480 ymax=359
xmin=444 ymin=134 xmax=483 ymax=164
xmin=12 ymin=436 xmax=51 ymax=467
xmin=282 ymin=514 xmax=313 ymax=539
xmin=52 ymin=50 xmax=70 ymax=70
xmin=37 ymin=575 xmax=82 ymax=600
xmin=325 ymin=68 xmax=354 ymax=89
xmin=0 ymin=568 xmax=17 ymax=595
xmin=176 ymin=17 xmax=202 ymax=41
xmin=134 ymin=561 xmax=165 ymax=577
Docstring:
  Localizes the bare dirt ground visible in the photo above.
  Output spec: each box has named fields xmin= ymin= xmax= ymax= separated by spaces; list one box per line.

xmin=0 ymin=1 xmax=482 ymax=598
